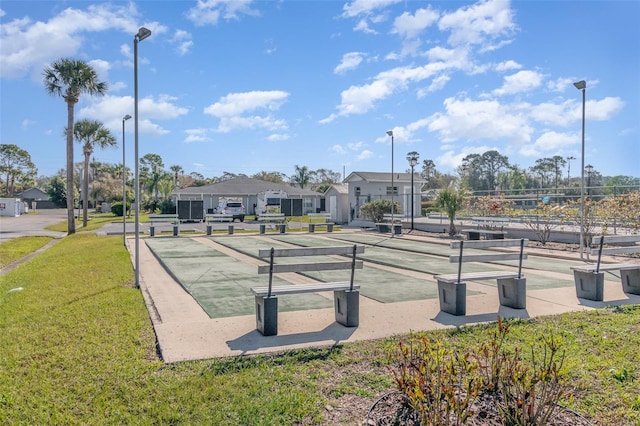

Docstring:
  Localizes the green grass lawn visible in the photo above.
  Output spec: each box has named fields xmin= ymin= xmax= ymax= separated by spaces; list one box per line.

xmin=45 ymin=212 xmax=142 ymax=233
xmin=1 ymin=233 xmax=639 ymax=425
xmin=0 ymin=236 xmax=53 ymax=269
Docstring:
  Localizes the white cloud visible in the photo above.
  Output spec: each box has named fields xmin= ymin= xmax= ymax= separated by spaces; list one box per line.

xmin=357 ymin=149 xmax=374 ymax=160
xmin=331 ymin=145 xmax=346 ymax=154
xmin=494 ymin=60 xmax=521 ymax=72
xmin=186 ymin=0 xmax=260 ymax=26
xmin=172 ymin=30 xmax=193 ymax=56
xmin=493 ymin=70 xmax=544 ymax=96
xmin=322 ymin=62 xmax=449 ymax=122
xmin=185 ymin=128 xmax=211 ymax=143
xmin=348 ymin=141 xmax=366 ymax=151
xmin=88 ymin=59 xmax=111 ymax=81
xmin=334 ymin=52 xmax=365 ymax=74
xmin=428 ymin=97 xmax=533 ymax=143
xmin=204 ymin=90 xmax=289 ymax=133
xmin=530 ymin=96 xmax=624 ymax=127
xmin=353 ymin=18 xmax=377 ymax=34
xmin=0 ymin=3 xmax=171 ymax=80
xmin=546 ymin=77 xmax=573 ymax=92
xmin=204 ymin=90 xmax=289 ymax=117
xmin=426 ymin=74 xmax=451 ymax=93
xmin=521 ymin=131 xmax=578 ymax=156
xmin=342 ymin=0 xmax=401 ymax=18
xmin=1 ymin=14 xmax=80 ymax=79
xmin=21 ymin=119 xmax=35 ymax=128
xmin=139 ymin=94 xmax=189 ymax=120
xmin=391 ymin=7 xmax=439 ymax=39
xmin=586 ymin=97 xmax=624 ymax=121
xmin=438 ymin=0 xmax=516 ymax=47
xmin=529 ymin=100 xmax=575 ymax=126
xmin=77 ymin=94 xmax=188 ymax=136
xmin=204 ymin=91 xmax=289 ymax=133
xmin=217 ymin=116 xmax=287 ymax=133
xmin=267 ymin=133 xmax=290 ymax=141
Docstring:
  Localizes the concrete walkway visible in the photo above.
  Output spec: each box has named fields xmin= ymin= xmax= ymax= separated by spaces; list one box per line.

xmin=131 ymin=231 xmax=640 ymax=363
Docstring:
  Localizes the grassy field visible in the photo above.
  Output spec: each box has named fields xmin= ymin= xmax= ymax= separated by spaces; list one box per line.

xmin=1 ymin=233 xmax=639 ymax=425
xmin=0 ymin=236 xmax=53 ymax=268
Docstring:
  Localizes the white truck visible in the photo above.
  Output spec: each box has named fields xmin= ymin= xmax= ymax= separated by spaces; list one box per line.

xmin=255 ymin=190 xmax=287 ymax=218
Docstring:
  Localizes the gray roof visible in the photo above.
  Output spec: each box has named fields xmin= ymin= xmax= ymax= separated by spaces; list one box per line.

xmin=174 ymin=176 xmax=322 ymax=197
xmin=17 ymin=187 xmax=50 ymax=200
xmin=324 ymin=184 xmax=348 ymax=195
xmin=344 ymin=171 xmax=417 ymax=183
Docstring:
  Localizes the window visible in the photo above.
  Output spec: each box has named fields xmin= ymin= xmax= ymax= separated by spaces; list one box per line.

xmin=386 ymin=186 xmax=398 ymax=195
xmin=303 ymin=197 xmax=313 ymax=209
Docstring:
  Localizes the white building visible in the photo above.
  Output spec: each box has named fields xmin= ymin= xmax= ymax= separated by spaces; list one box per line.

xmin=343 ymin=172 xmax=422 ymax=225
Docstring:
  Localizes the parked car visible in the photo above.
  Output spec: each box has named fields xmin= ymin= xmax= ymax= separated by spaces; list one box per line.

xmin=215 ymin=201 xmax=245 ymax=222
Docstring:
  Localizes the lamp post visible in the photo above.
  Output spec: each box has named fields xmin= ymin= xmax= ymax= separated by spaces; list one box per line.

xmin=134 ymin=26 xmax=151 ymax=288
xmin=406 ymin=151 xmax=419 ymax=230
xmin=386 ymin=130 xmax=395 ymax=234
xmin=574 ymin=80 xmax=586 ymax=258
xmin=585 ymin=164 xmax=594 ymax=196
xmin=122 ymin=114 xmax=131 ymax=246
xmin=566 ymin=156 xmax=575 ymax=182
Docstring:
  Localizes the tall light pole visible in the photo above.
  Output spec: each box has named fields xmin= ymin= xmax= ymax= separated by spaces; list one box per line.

xmin=122 ymin=114 xmax=131 ymax=246
xmin=406 ymin=151 xmax=419 ymax=230
xmin=574 ymin=80 xmax=586 ymax=258
xmin=585 ymin=164 xmax=594 ymax=196
xmin=566 ymin=156 xmax=575 ymax=182
xmin=134 ymin=26 xmax=151 ymax=288
xmin=386 ymin=130 xmax=395 ymax=233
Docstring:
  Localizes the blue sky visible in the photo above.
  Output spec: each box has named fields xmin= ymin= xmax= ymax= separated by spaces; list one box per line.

xmin=1 ymin=0 xmax=638 ymax=180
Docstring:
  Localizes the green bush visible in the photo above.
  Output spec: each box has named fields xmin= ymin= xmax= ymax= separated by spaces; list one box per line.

xmin=159 ymin=200 xmax=175 ymax=214
xmin=111 ymin=202 xmax=124 ymax=217
xmin=359 ymin=199 xmax=401 ymax=223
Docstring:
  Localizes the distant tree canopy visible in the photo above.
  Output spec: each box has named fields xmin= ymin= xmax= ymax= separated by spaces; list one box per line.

xmin=0 ymin=144 xmax=37 ymax=196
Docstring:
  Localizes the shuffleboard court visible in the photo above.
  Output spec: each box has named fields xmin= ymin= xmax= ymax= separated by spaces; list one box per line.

xmin=213 ymin=235 xmax=450 ymax=303
xmin=325 ymin=233 xmax=581 ymax=276
xmin=268 ymin=234 xmax=575 ymax=291
xmin=145 ymin=238 xmax=333 ymax=318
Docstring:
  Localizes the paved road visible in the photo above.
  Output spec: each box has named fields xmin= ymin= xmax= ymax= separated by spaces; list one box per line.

xmin=0 ymin=209 xmax=68 ymax=242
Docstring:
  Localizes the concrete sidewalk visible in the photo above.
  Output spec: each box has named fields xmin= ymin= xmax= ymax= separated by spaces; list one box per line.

xmin=131 ymin=232 xmax=640 ymax=363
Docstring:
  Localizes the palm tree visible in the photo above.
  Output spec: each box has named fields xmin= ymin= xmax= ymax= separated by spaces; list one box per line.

xmin=170 ymin=165 xmax=183 ymax=189
xmin=436 ymin=187 xmax=466 ymax=236
xmin=43 ymin=58 xmax=107 ymax=234
xmin=291 ymin=165 xmax=312 ymax=189
xmin=73 ymin=119 xmax=116 ymax=227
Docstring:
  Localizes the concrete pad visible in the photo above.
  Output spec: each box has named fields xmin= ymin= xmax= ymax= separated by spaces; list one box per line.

xmin=131 ymin=231 xmax=640 ymax=362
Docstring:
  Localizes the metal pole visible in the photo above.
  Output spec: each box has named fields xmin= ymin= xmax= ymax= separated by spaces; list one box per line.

xmin=579 ymin=86 xmax=586 ymax=259
xmin=410 ymin=163 xmax=414 ymax=230
xmin=122 ymin=118 xmax=126 ymax=246
xmin=133 ymin=27 xmax=151 ymax=289
xmin=122 ymin=114 xmax=131 ymax=246
xmin=391 ymin=134 xmax=394 ymax=229
xmin=134 ymin=36 xmax=140 ymax=287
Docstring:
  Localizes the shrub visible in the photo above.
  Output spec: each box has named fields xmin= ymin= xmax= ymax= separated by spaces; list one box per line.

xmin=390 ymin=317 xmax=567 ymax=425
xmin=158 ymin=200 xmax=175 ymax=214
xmin=111 ymin=202 xmax=124 ymax=217
xmin=359 ymin=199 xmax=401 ymax=223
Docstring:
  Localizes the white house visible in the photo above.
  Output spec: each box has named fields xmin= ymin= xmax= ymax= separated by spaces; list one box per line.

xmin=343 ymin=172 xmax=422 ymax=224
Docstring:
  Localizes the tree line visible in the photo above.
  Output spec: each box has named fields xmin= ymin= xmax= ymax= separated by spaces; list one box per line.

xmin=414 ymin=150 xmax=639 ymax=196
